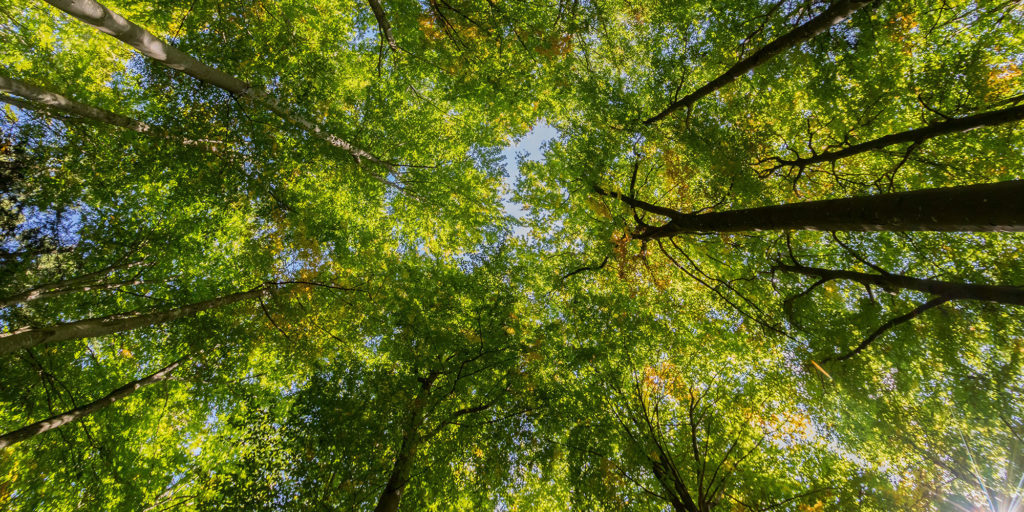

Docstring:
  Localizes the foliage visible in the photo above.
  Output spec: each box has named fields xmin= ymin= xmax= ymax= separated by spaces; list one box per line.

xmin=1 ymin=0 xmax=1023 ymax=510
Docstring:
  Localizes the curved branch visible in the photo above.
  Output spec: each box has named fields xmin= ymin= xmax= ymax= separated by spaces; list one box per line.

xmin=826 ymin=296 xmax=949 ymax=362
xmin=772 ymin=103 xmax=1024 ymax=169
xmin=782 ymin=277 xmax=827 ymax=326
xmin=776 ymin=264 xmax=1024 ymax=306
xmin=561 ymin=256 xmax=609 ymax=281
xmin=593 ymin=185 xmax=685 ymax=221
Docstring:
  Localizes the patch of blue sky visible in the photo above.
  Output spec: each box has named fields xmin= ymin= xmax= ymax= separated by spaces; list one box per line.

xmin=499 ymin=121 xmax=559 ymax=239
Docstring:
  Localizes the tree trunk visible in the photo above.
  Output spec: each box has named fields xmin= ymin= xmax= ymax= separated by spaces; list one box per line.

xmin=602 ymin=180 xmax=1024 ymax=238
xmin=43 ymin=0 xmax=388 ymax=167
xmin=0 ymin=355 xmax=186 ymax=450
xmin=651 ymin=460 xmax=700 ymax=512
xmin=643 ymin=0 xmax=874 ymax=125
xmin=373 ymin=375 xmax=436 ymax=512
xmin=776 ymin=264 xmax=1024 ymax=306
xmin=775 ymin=103 xmax=1024 ymax=168
xmin=0 ymin=259 xmax=142 ymax=308
xmin=0 ymin=279 xmax=141 ymax=309
xmin=365 ymin=0 xmax=400 ymax=51
xmin=0 ymin=75 xmax=216 ymax=149
xmin=0 ymin=287 xmax=270 ymax=356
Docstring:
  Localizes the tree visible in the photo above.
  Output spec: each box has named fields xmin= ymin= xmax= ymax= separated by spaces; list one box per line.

xmin=2 ymin=0 xmax=1023 ymax=509
xmin=0 ymin=74 xmax=218 ymax=149
xmin=0 ymin=285 xmax=277 ymax=356
xmin=0 ymin=354 xmax=187 ymax=450
xmin=597 ymin=179 xmax=1024 ymax=236
xmin=203 ymin=257 xmax=536 ymax=511
xmin=43 ymin=0 xmax=386 ymax=166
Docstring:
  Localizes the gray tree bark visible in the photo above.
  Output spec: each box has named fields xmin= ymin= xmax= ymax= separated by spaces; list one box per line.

xmin=0 ymin=75 xmax=216 ymax=149
xmin=0 ymin=260 xmax=145 ymax=308
xmin=0 ymin=356 xmax=186 ymax=448
xmin=776 ymin=264 xmax=1024 ymax=306
xmin=772 ymin=103 xmax=1024 ymax=169
xmin=0 ymin=355 xmax=186 ymax=450
xmin=0 ymin=287 xmax=271 ymax=356
xmin=373 ymin=375 xmax=436 ymax=512
xmin=43 ymin=0 xmax=389 ymax=168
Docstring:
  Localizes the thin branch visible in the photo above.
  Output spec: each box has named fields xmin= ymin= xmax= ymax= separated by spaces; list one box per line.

xmin=826 ymin=296 xmax=949 ymax=362
xmin=561 ymin=256 xmax=609 ymax=281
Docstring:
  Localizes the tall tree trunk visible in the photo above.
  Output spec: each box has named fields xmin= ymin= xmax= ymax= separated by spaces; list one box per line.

xmin=373 ymin=374 xmax=436 ymax=512
xmin=365 ymin=0 xmax=400 ymax=51
xmin=0 ymin=259 xmax=142 ymax=308
xmin=43 ymin=0 xmax=388 ymax=168
xmin=0 ymin=75 xmax=216 ymax=149
xmin=598 ymin=180 xmax=1024 ymax=238
xmin=0 ymin=287 xmax=271 ymax=356
xmin=773 ymin=103 xmax=1024 ymax=168
xmin=651 ymin=460 xmax=700 ymax=512
xmin=0 ymin=278 xmax=141 ymax=309
xmin=776 ymin=264 xmax=1024 ymax=306
xmin=643 ymin=0 xmax=874 ymax=125
xmin=0 ymin=355 xmax=186 ymax=450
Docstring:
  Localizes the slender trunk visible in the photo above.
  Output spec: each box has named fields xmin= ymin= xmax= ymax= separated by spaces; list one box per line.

xmin=775 ymin=103 xmax=1024 ymax=168
xmin=0 ymin=75 xmax=216 ymax=149
xmin=643 ymin=0 xmax=873 ymax=125
xmin=776 ymin=264 xmax=1024 ymax=306
xmin=0 ymin=260 xmax=141 ymax=308
xmin=43 ymin=0 xmax=388 ymax=167
xmin=373 ymin=375 xmax=436 ymax=512
xmin=651 ymin=460 xmax=699 ymax=512
xmin=0 ymin=287 xmax=270 ymax=356
xmin=0 ymin=279 xmax=141 ymax=309
xmin=365 ymin=0 xmax=400 ymax=51
xmin=0 ymin=355 xmax=186 ymax=450
xmin=602 ymin=180 xmax=1024 ymax=238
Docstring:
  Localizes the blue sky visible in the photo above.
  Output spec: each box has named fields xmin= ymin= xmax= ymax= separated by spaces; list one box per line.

xmin=499 ymin=122 xmax=558 ymax=237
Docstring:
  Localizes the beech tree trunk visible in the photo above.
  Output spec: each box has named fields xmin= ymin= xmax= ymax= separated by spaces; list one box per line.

xmin=776 ymin=103 xmax=1024 ymax=168
xmin=0 ymin=75 xmax=214 ymax=149
xmin=365 ymin=0 xmax=400 ymax=51
xmin=43 ymin=0 xmax=387 ymax=167
xmin=0 ymin=260 xmax=141 ymax=308
xmin=0 ymin=287 xmax=270 ymax=356
xmin=643 ymin=0 xmax=874 ymax=125
xmin=373 ymin=375 xmax=436 ymax=512
xmin=0 ymin=355 xmax=186 ymax=450
xmin=604 ymin=180 xmax=1024 ymax=238
xmin=776 ymin=264 xmax=1024 ymax=306
xmin=0 ymin=279 xmax=141 ymax=309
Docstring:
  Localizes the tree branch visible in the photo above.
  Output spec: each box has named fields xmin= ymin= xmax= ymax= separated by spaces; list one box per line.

xmin=826 ymin=296 xmax=949 ymax=362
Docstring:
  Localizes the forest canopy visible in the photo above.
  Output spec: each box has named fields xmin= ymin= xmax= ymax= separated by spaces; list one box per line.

xmin=1 ymin=0 xmax=1023 ymax=510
